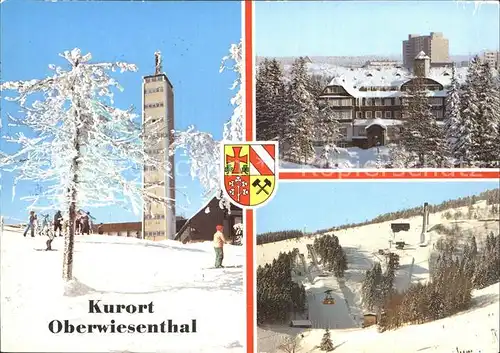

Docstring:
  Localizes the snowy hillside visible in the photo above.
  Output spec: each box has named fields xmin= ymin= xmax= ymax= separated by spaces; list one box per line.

xmin=1 ymin=227 xmax=245 ymax=353
xmin=258 ymin=282 xmax=499 ymax=353
xmin=257 ymin=201 xmax=500 ymax=353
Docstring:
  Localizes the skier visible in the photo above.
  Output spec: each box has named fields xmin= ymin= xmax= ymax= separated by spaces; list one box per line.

xmin=87 ymin=212 xmax=93 ymax=234
xmin=23 ymin=211 xmax=37 ymax=237
xmin=213 ymin=224 xmax=227 ymax=268
xmin=40 ymin=213 xmax=50 ymax=235
xmin=53 ymin=210 xmax=63 ymax=237
xmin=80 ymin=211 xmax=90 ymax=235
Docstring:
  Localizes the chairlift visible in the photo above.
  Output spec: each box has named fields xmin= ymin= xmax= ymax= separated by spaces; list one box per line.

xmin=323 ymin=289 xmax=335 ymax=305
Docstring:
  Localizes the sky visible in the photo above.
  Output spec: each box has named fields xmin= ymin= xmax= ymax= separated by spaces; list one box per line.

xmin=0 ymin=1 xmax=241 ymax=224
xmin=256 ymin=181 xmax=500 ymax=234
xmin=255 ymin=1 xmax=500 ymax=57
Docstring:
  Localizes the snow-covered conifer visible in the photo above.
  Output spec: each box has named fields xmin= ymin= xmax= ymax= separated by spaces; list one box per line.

xmin=319 ymin=328 xmax=334 ymax=351
xmin=456 ymin=57 xmax=482 ymax=166
xmin=444 ymin=65 xmax=462 ymax=162
xmin=476 ymin=63 xmax=500 ymax=167
xmin=401 ymin=77 xmax=448 ymax=167
xmin=285 ymin=57 xmax=316 ymax=163
xmin=0 ymin=49 xmax=166 ymax=281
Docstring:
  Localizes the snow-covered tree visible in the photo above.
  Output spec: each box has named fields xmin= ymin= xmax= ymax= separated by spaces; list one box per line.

xmin=221 ymin=41 xmax=243 ymax=142
xmin=319 ymin=328 xmax=334 ymax=351
xmin=171 ymin=40 xmax=243 ymax=212
xmin=456 ymin=57 xmax=482 ymax=166
xmin=315 ymin=104 xmax=341 ymax=147
xmin=315 ymin=144 xmax=340 ymax=168
xmin=0 ymin=49 xmax=170 ymax=281
xmin=476 ymin=62 xmax=500 ymax=167
xmin=233 ymin=222 xmax=244 ymax=246
xmin=401 ymin=77 xmax=449 ymax=167
xmin=256 ymin=59 xmax=287 ymax=146
xmin=256 ymin=59 xmax=272 ymax=140
xmin=284 ymin=57 xmax=316 ymax=163
xmin=444 ymin=65 xmax=462 ymax=162
xmin=386 ymin=143 xmax=418 ymax=168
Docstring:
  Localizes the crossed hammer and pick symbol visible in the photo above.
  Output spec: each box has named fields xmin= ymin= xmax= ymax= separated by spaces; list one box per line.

xmin=252 ymin=178 xmax=272 ymax=195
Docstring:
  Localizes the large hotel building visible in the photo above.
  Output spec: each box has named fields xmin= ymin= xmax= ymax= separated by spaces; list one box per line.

xmin=317 ymin=52 xmax=470 ymax=149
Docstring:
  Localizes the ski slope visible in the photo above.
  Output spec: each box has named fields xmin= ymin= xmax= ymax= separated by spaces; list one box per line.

xmin=297 ymin=282 xmax=499 ymax=353
xmin=257 ymin=201 xmax=500 ymax=353
xmin=0 ymin=226 xmax=245 ymax=353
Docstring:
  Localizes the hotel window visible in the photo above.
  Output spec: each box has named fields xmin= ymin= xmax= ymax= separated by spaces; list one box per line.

xmin=385 ymin=111 xmax=392 ymax=118
xmin=384 ymin=99 xmax=392 ymax=106
xmin=340 ymin=111 xmax=351 ymax=119
xmin=375 ymin=111 xmax=382 ymax=118
xmin=339 ymin=127 xmax=348 ymax=136
xmin=394 ymin=98 xmax=400 ymax=105
xmin=356 ymin=111 xmax=363 ymax=119
xmin=374 ymin=99 xmax=382 ymax=106
xmin=365 ymin=111 xmax=373 ymax=119
xmin=366 ymin=98 xmax=373 ymax=106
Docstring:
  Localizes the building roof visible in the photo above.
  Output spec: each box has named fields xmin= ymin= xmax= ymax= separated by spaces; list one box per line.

xmin=353 ymin=118 xmax=403 ymax=129
xmin=320 ymin=65 xmax=472 ymax=99
xmin=174 ymin=195 xmax=241 ymax=241
xmin=415 ymin=51 xmax=430 ymax=60
xmin=143 ymin=73 xmax=174 ymax=90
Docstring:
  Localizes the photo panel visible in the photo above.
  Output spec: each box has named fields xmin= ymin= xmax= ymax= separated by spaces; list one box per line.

xmin=255 ymin=180 xmax=500 ymax=353
xmin=0 ymin=1 xmax=247 ymax=352
xmin=254 ymin=1 xmax=500 ymax=170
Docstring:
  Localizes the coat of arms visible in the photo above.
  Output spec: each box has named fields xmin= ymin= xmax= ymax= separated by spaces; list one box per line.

xmin=221 ymin=142 xmax=278 ymax=208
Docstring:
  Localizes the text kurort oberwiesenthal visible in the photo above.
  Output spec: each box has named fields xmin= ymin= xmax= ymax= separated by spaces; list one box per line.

xmin=48 ymin=300 xmax=197 ymax=334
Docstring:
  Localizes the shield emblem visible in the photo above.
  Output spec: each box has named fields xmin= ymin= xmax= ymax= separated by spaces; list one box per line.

xmin=221 ymin=142 xmax=278 ymax=209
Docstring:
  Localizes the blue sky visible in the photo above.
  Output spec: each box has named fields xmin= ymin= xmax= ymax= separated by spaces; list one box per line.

xmin=256 ymin=181 xmax=499 ymax=234
xmin=0 ymin=1 xmax=241 ymax=224
xmin=255 ymin=1 xmax=499 ymax=57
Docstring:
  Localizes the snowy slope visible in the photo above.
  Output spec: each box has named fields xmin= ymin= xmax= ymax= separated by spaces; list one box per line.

xmin=257 ymin=201 xmax=500 ymax=353
xmin=1 ymin=227 xmax=245 ymax=353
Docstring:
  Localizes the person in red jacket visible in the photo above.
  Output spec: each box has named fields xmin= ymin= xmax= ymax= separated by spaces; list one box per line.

xmin=213 ymin=224 xmax=227 ymax=268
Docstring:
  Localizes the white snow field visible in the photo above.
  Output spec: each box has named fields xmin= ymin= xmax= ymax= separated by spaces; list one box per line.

xmin=281 ymin=146 xmax=390 ymax=169
xmin=1 ymin=226 xmax=245 ymax=353
xmin=257 ymin=201 xmax=500 ymax=353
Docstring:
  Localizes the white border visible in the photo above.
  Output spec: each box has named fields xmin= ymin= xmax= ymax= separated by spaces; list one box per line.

xmin=220 ymin=141 xmax=280 ymax=210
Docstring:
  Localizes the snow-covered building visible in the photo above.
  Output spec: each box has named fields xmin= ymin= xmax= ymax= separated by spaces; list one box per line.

xmin=318 ymin=52 xmax=469 ymax=149
xmin=174 ymin=196 xmax=242 ymax=244
xmin=142 ymin=52 xmax=176 ymax=240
